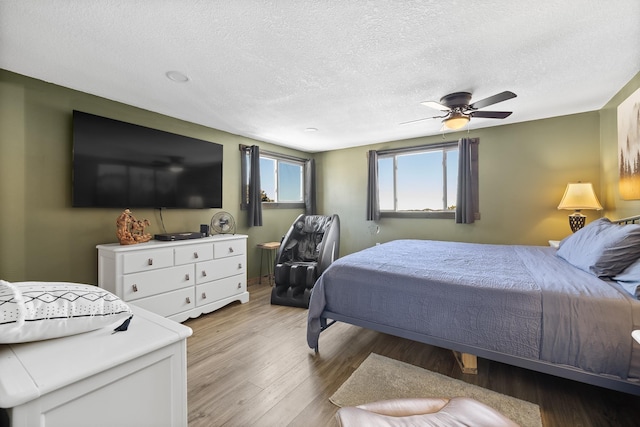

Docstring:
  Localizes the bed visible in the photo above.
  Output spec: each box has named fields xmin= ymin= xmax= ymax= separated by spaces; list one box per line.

xmin=307 ymin=217 xmax=640 ymax=395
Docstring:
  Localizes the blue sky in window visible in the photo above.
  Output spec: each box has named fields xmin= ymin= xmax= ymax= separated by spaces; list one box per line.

xmin=260 ymin=158 xmax=276 ymax=199
xmin=278 ymin=162 xmax=303 ymax=201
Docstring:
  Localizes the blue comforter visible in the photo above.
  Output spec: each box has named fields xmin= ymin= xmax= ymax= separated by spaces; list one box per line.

xmin=307 ymin=240 xmax=640 ymax=379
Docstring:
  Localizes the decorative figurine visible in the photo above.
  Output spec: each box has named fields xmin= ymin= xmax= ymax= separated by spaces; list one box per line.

xmin=116 ymin=209 xmax=152 ymax=245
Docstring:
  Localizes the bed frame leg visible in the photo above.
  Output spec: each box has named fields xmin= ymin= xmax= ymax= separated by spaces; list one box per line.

xmin=453 ymin=351 xmax=478 ymax=374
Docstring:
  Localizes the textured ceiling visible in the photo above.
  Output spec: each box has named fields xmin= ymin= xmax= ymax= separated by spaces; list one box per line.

xmin=1 ymin=1 xmax=639 ymax=153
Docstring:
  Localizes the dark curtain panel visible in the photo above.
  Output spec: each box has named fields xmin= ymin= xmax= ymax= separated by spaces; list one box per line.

xmin=455 ymin=137 xmax=479 ymax=224
xmin=366 ymin=150 xmax=380 ymax=221
xmin=305 ymin=158 xmax=317 ymax=215
xmin=248 ymin=145 xmax=263 ymax=227
xmin=240 ymin=145 xmax=249 ymax=209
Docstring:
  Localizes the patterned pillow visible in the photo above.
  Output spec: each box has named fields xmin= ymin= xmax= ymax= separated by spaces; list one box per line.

xmin=0 ymin=280 xmax=132 ymax=344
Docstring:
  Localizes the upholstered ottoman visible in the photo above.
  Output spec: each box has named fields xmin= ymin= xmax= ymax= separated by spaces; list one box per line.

xmin=336 ymin=397 xmax=519 ymax=427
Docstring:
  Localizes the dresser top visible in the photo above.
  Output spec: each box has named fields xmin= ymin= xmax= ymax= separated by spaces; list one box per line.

xmin=97 ymin=234 xmax=248 ymax=252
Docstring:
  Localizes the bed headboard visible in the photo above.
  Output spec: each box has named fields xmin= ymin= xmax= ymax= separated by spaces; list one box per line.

xmin=612 ymin=215 xmax=640 ymax=224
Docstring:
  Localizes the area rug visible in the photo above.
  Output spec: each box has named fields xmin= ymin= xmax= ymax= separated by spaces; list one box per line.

xmin=330 ymin=353 xmax=542 ymax=427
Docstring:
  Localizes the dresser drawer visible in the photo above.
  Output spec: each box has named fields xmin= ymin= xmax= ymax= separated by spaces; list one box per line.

xmin=123 ymin=265 xmax=194 ymax=301
xmin=174 ymin=243 xmax=213 ymax=265
xmin=122 ymin=248 xmax=174 ymax=274
xmin=195 ymin=255 xmax=246 ymax=284
xmin=131 ymin=287 xmax=195 ymax=318
xmin=214 ymin=239 xmax=245 ymax=259
xmin=196 ymin=274 xmax=246 ymax=306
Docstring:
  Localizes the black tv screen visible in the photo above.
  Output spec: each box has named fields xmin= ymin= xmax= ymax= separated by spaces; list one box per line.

xmin=72 ymin=111 xmax=223 ymax=208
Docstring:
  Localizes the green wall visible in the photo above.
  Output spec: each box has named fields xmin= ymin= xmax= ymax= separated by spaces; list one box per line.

xmin=2 ymin=68 xmax=638 ymax=284
xmin=0 ymin=70 xmax=306 ymax=283
xmin=599 ymin=71 xmax=640 ymax=218
xmin=316 ymin=112 xmax=602 ymax=256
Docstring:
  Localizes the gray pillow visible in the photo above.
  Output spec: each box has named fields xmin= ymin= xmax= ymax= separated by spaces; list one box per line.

xmin=557 ymin=217 xmax=640 ymax=277
xmin=612 ymin=258 xmax=640 ymax=299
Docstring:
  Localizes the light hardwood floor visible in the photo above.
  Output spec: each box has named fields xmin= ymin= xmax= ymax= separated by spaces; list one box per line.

xmin=185 ymin=283 xmax=640 ymax=427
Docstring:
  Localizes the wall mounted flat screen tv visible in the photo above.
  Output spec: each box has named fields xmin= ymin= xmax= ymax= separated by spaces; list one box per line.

xmin=72 ymin=111 xmax=223 ymax=208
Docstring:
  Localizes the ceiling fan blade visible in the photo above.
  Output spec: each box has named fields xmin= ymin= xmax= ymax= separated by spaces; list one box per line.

xmin=470 ymin=110 xmax=513 ymax=119
xmin=469 ymin=91 xmax=516 ymax=110
xmin=399 ymin=115 xmax=446 ymax=125
xmin=420 ymin=100 xmax=451 ymax=111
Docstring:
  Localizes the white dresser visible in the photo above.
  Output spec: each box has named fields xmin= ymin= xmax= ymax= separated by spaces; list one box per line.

xmin=97 ymin=235 xmax=249 ymax=322
xmin=0 ymin=305 xmax=192 ymax=427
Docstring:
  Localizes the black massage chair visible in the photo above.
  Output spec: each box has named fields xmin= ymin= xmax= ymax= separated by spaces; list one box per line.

xmin=270 ymin=214 xmax=340 ymax=308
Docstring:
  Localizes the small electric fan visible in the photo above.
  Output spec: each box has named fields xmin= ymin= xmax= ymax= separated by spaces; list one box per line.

xmin=210 ymin=211 xmax=236 ymax=235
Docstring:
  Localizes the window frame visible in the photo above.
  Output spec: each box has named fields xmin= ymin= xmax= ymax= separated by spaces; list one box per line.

xmin=240 ymin=146 xmax=307 ymax=210
xmin=377 ymin=141 xmax=466 ymax=219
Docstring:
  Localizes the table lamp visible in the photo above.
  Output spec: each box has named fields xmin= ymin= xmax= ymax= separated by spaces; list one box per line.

xmin=557 ymin=182 xmax=603 ymax=232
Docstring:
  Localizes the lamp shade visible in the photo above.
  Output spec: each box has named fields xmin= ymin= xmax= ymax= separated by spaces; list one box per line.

xmin=557 ymin=182 xmax=603 ymax=211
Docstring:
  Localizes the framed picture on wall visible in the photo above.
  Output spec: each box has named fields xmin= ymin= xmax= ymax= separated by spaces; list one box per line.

xmin=618 ymin=87 xmax=640 ymax=199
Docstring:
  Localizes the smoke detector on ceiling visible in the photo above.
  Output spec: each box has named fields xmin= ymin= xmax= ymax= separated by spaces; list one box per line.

xmin=165 ymin=71 xmax=189 ymax=83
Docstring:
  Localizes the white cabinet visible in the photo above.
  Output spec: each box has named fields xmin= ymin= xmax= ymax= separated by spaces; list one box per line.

xmin=97 ymin=235 xmax=249 ymax=322
xmin=0 ymin=305 xmax=192 ymax=427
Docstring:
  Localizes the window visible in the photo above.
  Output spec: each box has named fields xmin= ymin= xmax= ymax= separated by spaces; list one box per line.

xmin=259 ymin=155 xmax=304 ymax=203
xmin=241 ymin=147 xmax=307 ymax=209
xmin=377 ymin=141 xmax=468 ymax=219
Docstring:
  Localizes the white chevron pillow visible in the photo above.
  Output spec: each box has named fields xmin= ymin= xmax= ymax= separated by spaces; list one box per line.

xmin=0 ymin=280 xmax=132 ymax=343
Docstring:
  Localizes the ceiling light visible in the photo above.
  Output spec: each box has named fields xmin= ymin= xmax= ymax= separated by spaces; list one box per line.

xmin=305 ymin=127 xmax=318 ymax=132
xmin=443 ymin=112 xmax=470 ymax=130
xmin=165 ymin=71 xmax=189 ymax=83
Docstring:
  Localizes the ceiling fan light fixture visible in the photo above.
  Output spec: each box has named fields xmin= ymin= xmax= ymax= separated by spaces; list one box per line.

xmin=443 ymin=113 xmax=470 ymax=130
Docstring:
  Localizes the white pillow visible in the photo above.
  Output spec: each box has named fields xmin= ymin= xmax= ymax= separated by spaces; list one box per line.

xmin=0 ymin=280 xmax=132 ymax=344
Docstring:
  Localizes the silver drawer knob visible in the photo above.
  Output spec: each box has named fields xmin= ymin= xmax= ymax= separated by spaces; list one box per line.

xmin=148 ymin=258 xmax=153 ymax=265
xmin=202 ymin=270 xmax=207 ymax=277
xmin=229 ymin=247 xmax=234 ymax=253
xmin=237 ymin=282 xmax=241 ymax=289
xmin=132 ymin=284 xmax=138 ymax=292
xmin=194 ymin=252 xmax=199 ymax=259
xmin=238 ymin=263 xmax=242 ymax=269
xmin=185 ymin=273 xmax=190 ymax=281
xmin=202 ymin=292 xmax=207 ymax=299
xmin=186 ymin=297 xmax=191 ymax=304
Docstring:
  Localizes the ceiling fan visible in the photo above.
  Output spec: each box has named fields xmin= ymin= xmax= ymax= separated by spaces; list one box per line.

xmin=401 ymin=91 xmax=517 ymax=130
